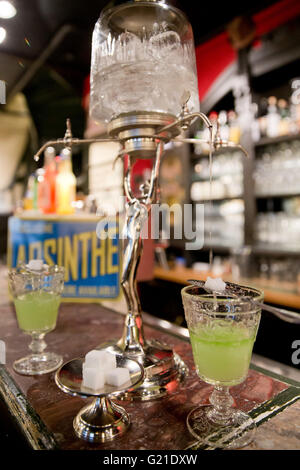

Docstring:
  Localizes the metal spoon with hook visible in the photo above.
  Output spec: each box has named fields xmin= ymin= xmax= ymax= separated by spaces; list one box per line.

xmin=187 ymin=279 xmax=300 ymax=325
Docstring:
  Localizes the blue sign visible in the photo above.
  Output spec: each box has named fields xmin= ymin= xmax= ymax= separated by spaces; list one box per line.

xmin=8 ymin=216 xmax=120 ymax=301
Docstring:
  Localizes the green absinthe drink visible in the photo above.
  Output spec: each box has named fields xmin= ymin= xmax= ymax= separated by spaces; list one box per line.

xmin=189 ymin=321 xmax=256 ymax=386
xmin=14 ymin=291 xmax=61 ymax=334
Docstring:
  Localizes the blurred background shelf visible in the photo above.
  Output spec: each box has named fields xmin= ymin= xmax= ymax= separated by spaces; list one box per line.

xmin=254 ymin=133 xmax=300 ymax=147
xmin=252 ymin=243 xmax=300 ymax=256
xmin=256 ymin=193 xmax=300 ymax=198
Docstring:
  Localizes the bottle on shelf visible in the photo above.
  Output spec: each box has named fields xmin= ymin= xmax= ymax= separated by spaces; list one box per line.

xmin=228 ymin=110 xmax=241 ymax=144
xmin=38 ymin=146 xmax=57 ymax=214
xmin=55 ymin=148 xmax=76 ymax=215
xmin=266 ymin=96 xmax=280 ymax=138
xmin=209 ymin=111 xmax=218 ymax=134
xmin=23 ymin=173 xmax=38 ymax=211
xmin=278 ymin=99 xmax=290 ymax=136
xmin=218 ymin=110 xmax=229 ymax=141
xmin=36 ymin=168 xmax=45 ymax=212
xmin=290 ymin=78 xmax=300 ymax=134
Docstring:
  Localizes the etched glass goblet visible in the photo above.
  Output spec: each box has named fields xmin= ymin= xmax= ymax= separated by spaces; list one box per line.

xmin=182 ymin=283 xmax=263 ymax=449
xmin=8 ymin=262 xmax=65 ymax=375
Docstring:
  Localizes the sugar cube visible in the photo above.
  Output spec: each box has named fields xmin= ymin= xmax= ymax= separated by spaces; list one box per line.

xmin=105 ymin=367 xmax=131 ymax=387
xmin=27 ymin=259 xmax=44 ymax=271
xmin=85 ymin=350 xmax=117 ymax=371
xmin=82 ymin=363 xmax=105 ymax=391
xmin=204 ymin=276 xmax=226 ymax=293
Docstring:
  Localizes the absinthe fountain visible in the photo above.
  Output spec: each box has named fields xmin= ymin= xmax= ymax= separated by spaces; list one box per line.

xmin=34 ymin=0 xmax=247 ymax=401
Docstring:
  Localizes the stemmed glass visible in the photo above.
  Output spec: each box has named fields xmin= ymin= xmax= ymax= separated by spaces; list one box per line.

xmin=182 ymin=283 xmax=263 ymax=449
xmin=8 ymin=262 xmax=65 ymax=375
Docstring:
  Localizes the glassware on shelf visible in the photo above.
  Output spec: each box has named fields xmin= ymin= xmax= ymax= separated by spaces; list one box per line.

xmin=254 ymin=141 xmax=300 ymax=197
xmin=256 ymin=257 xmax=299 ymax=292
xmin=230 ymin=245 xmax=253 ymax=280
xmin=182 ymin=283 xmax=263 ymax=449
xmin=191 ymin=146 xmax=245 ymax=249
xmin=8 ymin=261 xmax=65 ymax=375
xmin=191 ymin=151 xmax=244 ymax=201
xmin=191 ymin=176 xmax=243 ymax=201
xmin=194 ymin=199 xmax=244 ymax=249
xmin=193 ymin=151 xmax=243 ymax=180
xmin=255 ymin=211 xmax=300 ymax=248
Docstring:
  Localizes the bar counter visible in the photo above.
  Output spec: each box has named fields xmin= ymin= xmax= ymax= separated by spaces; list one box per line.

xmin=0 ymin=273 xmax=300 ymax=450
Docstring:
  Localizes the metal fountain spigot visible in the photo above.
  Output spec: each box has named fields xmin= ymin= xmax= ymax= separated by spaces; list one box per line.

xmin=213 ymin=120 xmax=248 ymax=156
xmin=33 ymin=119 xmax=118 ymax=163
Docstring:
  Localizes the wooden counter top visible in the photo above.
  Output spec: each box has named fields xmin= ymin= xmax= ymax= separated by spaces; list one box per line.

xmin=154 ymin=266 xmax=300 ymax=310
xmin=0 ymin=297 xmax=299 ymax=450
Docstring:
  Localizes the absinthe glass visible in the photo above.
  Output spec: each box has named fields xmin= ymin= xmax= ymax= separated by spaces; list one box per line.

xmin=8 ymin=263 xmax=65 ymax=375
xmin=181 ymin=284 xmax=263 ymax=449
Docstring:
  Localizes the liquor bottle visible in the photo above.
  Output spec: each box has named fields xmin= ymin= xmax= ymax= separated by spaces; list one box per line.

xmin=218 ymin=110 xmax=229 ymax=141
xmin=266 ymin=96 xmax=280 ymax=138
xmin=278 ymin=99 xmax=290 ymax=136
xmin=228 ymin=110 xmax=241 ymax=144
xmin=209 ymin=111 xmax=218 ymax=132
xmin=290 ymin=79 xmax=300 ymax=134
xmin=36 ymin=168 xmax=45 ymax=211
xmin=39 ymin=147 xmax=57 ymax=213
xmin=208 ymin=111 xmax=218 ymax=146
xmin=258 ymin=98 xmax=268 ymax=138
xmin=23 ymin=173 xmax=38 ymax=211
xmin=56 ymin=148 xmax=76 ymax=215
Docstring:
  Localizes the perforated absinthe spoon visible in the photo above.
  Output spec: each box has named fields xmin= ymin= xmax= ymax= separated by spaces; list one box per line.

xmin=187 ymin=279 xmax=300 ymax=325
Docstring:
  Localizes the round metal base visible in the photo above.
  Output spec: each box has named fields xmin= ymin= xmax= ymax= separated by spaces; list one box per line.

xmin=97 ymin=340 xmax=188 ymax=401
xmin=187 ymin=405 xmax=256 ymax=449
xmin=73 ymin=398 xmax=130 ymax=443
xmin=13 ymin=352 xmax=63 ymax=376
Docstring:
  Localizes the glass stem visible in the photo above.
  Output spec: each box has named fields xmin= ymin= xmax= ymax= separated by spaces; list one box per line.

xmin=208 ymin=386 xmax=234 ymax=424
xmin=29 ymin=333 xmax=47 ymax=356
